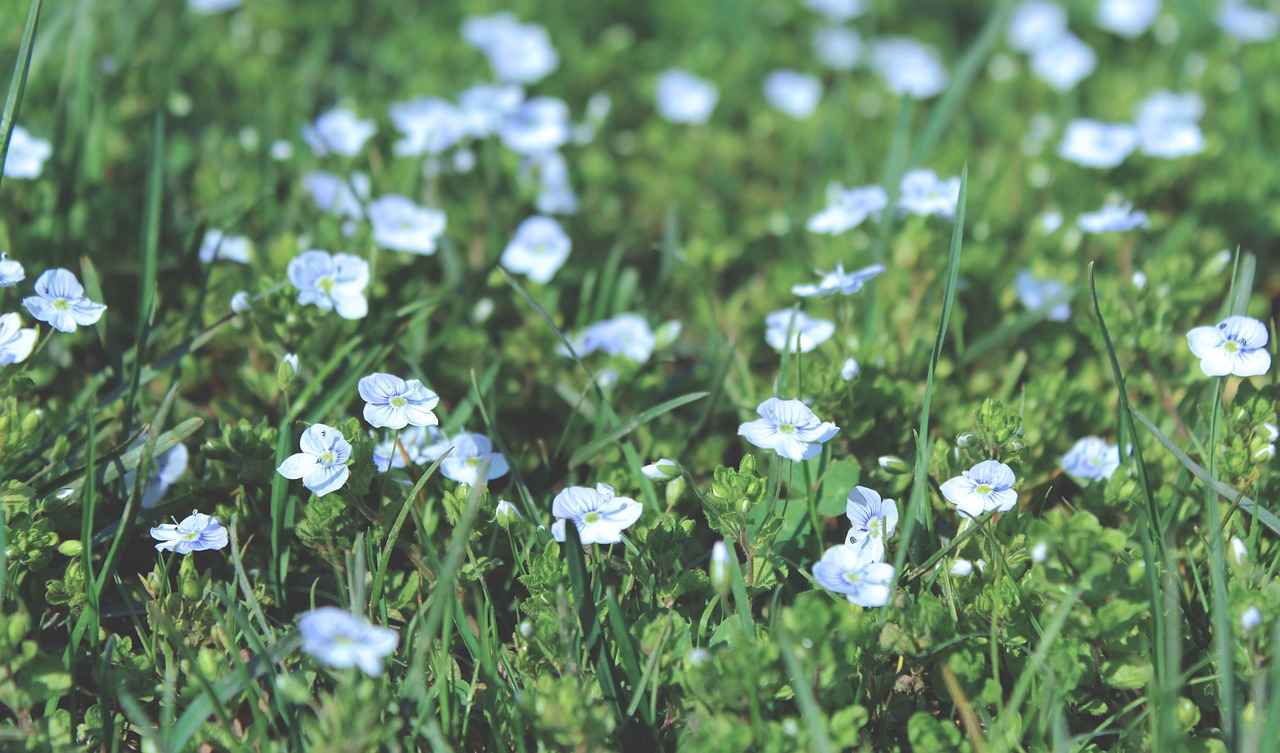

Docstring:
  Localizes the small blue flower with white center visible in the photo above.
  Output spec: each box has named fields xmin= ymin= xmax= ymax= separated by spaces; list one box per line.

xmin=368 ymin=195 xmax=446 ymax=255
xmin=806 ymin=184 xmax=887 ymax=235
xmin=149 ymin=511 xmax=228 ymax=554
xmin=287 ymin=250 xmax=369 ymax=320
xmin=845 ymin=486 xmax=898 ymax=546
xmin=277 ymin=424 xmax=352 ymax=497
xmin=551 ymin=483 xmax=643 ymax=545
xmin=738 ymin=397 xmax=839 ymax=462
xmin=501 ymin=215 xmax=571 ymax=284
xmin=439 ymin=432 xmax=509 ymax=486
xmin=22 ymin=269 xmax=107 ymax=334
xmin=940 ymin=460 xmax=1018 ymax=519
xmin=792 ymin=262 xmax=885 ymax=298
xmin=1014 ymin=269 xmax=1070 ymax=322
xmin=812 ymin=538 xmax=895 ymax=607
xmin=357 ymin=373 xmax=440 ymax=430
xmin=1061 ymin=436 xmax=1121 ymax=481
xmin=298 ymin=606 xmax=398 ymax=677
xmin=1186 ymin=315 xmax=1271 ymax=378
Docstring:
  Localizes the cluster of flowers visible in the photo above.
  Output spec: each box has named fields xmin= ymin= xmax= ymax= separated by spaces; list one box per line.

xmin=806 ymin=168 xmax=961 ymax=236
xmin=1059 ymin=90 xmax=1206 ymax=169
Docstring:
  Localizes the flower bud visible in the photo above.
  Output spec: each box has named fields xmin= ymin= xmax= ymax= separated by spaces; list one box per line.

xmin=1230 ymin=537 xmax=1247 ymax=567
xmin=878 ymin=455 xmax=909 ymax=474
xmin=710 ymin=541 xmax=732 ymax=598
xmin=1030 ymin=541 xmax=1048 ymax=563
xmin=956 ymin=433 xmax=975 ymax=448
xmin=654 ymin=320 xmax=682 ymax=349
xmin=495 ymin=500 xmax=522 ymax=528
xmin=1241 ymin=606 xmax=1262 ymax=632
xmin=665 ymin=476 xmax=686 ymax=507
xmin=641 ymin=458 xmax=682 ymax=482
xmin=840 ymin=357 xmax=860 ymax=382
xmin=21 ymin=409 xmax=42 ymax=436
xmin=277 ymin=353 xmax=299 ymax=391
xmin=230 ymin=291 xmax=251 ymax=315
xmin=57 ymin=540 xmax=83 ymax=558
xmin=949 ymin=559 xmax=973 ymax=577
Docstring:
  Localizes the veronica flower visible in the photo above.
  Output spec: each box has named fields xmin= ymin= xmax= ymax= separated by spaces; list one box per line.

xmin=199 ymin=230 xmax=251 ymax=264
xmin=302 ymin=108 xmax=376 ymax=158
xmin=301 ymin=171 xmax=369 ymax=219
xmin=388 ymin=98 xmax=466 ymax=157
xmin=845 ymin=486 xmax=898 ymax=544
xmin=501 ymin=216 xmax=571 ymax=284
xmin=358 ymin=373 xmax=440 ymax=430
xmin=277 ymin=424 xmax=352 ymax=497
xmin=1137 ymin=90 xmax=1204 ymax=123
xmin=287 ymin=250 xmax=369 ymax=320
xmin=1077 ymin=202 xmax=1149 ymax=234
xmin=940 ymin=460 xmax=1018 ymax=518
xmin=764 ymin=309 xmax=835 ymax=353
xmin=0 ymin=256 xmax=24 ymax=287
xmin=150 ymin=511 xmax=228 ymax=554
xmin=3 ymin=126 xmax=52 ymax=179
xmin=806 ymin=184 xmax=888 ymax=235
xmin=1007 ymin=1 xmax=1069 ymax=52
xmin=531 ymin=151 xmax=579 ymax=215
xmin=805 ymin=0 xmax=868 ymax=21
xmin=655 ymin=69 xmax=718 ymax=125
xmin=1216 ymin=2 xmax=1279 ymax=42
xmin=551 ymin=483 xmax=643 ymax=545
xmin=372 ymin=424 xmax=437 ymax=472
xmin=298 ymin=607 xmax=398 ymax=677
xmin=763 ymin=70 xmax=823 ymax=119
xmin=1230 ymin=537 xmax=1248 ymax=566
xmin=738 ymin=397 xmax=839 ymax=462
xmin=1186 ymin=316 xmax=1272 ymax=377
xmin=230 ymin=291 xmax=251 ymax=314
xmin=126 ymin=443 xmax=189 ymax=508
xmin=498 ymin=97 xmax=571 ymax=155
xmin=812 ymin=539 xmax=895 ymax=607
xmin=0 ymin=313 xmax=37 ymax=366
xmin=1136 ymin=119 xmax=1204 ymax=159
xmin=897 ymin=169 xmax=961 ymax=219
xmin=465 ymin=16 xmax=559 ymax=84
xmin=812 ymin=26 xmax=862 ymax=70
xmin=1096 ymin=0 xmax=1160 ymax=37
xmin=1014 ymin=269 xmax=1070 ymax=322
xmin=641 ymin=458 xmax=682 ymax=481
xmin=562 ymin=313 xmax=657 ymax=362
xmin=1057 ymin=120 xmax=1138 ymax=168
xmin=22 ymin=269 xmax=107 ymax=333
xmin=368 ymin=195 xmax=446 ymax=255
xmin=841 ymin=357 xmax=860 ymax=381
xmin=495 ymin=500 xmax=522 ymax=525
xmin=1061 ymin=436 xmax=1121 ymax=481
xmin=1029 ymin=33 xmax=1096 ymax=92
xmin=869 ymin=38 xmax=948 ymax=99
xmin=458 ymin=84 xmax=526 ymax=139
xmin=439 ymin=432 xmax=509 ymax=486
xmin=792 ymin=262 xmax=885 ymax=298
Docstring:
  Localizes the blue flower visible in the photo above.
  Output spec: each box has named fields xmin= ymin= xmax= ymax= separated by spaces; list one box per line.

xmin=501 ymin=216 xmax=571 ymax=284
xmin=845 ymin=486 xmax=898 ymax=545
xmin=1077 ymin=202 xmax=1149 ymax=234
xmin=897 ymin=169 xmax=960 ymax=218
xmin=1057 ymin=119 xmax=1137 ymax=168
xmin=149 ymin=511 xmax=228 ymax=554
xmin=561 ymin=314 xmax=657 ymax=363
xmin=298 ymin=606 xmax=398 ymax=676
xmin=764 ymin=309 xmax=834 ymax=353
xmin=302 ymin=107 xmax=376 ymax=157
xmin=792 ymin=262 xmax=885 ymax=298
xmin=368 ymin=195 xmax=446 ymax=255
xmin=287 ymin=250 xmax=369 ymax=320
xmin=0 ymin=313 xmax=37 ymax=366
xmin=358 ymin=373 xmax=440 ymax=430
xmin=278 ymin=424 xmax=352 ymax=497
xmin=439 ymin=432 xmax=509 ymax=486
xmin=1187 ymin=315 xmax=1271 ymax=377
xmin=655 ymin=69 xmax=718 ymax=125
xmin=22 ymin=269 xmax=107 ymax=333
xmin=763 ymin=69 xmax=823 ymax=119
xmin=1061 ymin=436 xmax=1120 ymax=481
xmin=126 ymin=443 xmax=189 ymax=509
xmin=550 ymin=483 xmax=643 ymax=545
xmin=940 ymin=460 xmax=1017 ymax=519
xmin=199 ymin=230 xmax=252 ymax=264
xmin=812 ymin=539 xmax=895 ymax=607
xmin=806 ymin=184 xmax=887 ymax=235
xmin=3 ymin=126 xmax=51 ymax=179
xmin=1014 ymin=269 xmax=1070 ymax=322
xmin=0 ymin=256 xmax=25 ymax=287
xmin=738 ymin=397 xmax=839 ymax=462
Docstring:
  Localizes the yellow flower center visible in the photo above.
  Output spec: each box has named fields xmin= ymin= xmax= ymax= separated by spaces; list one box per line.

xmin=583 ymin=512 xmax=602 ymax=523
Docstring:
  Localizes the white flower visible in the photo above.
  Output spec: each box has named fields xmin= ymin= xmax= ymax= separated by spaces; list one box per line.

xmin=812 ymin=26 xmax=862 ymax=70
xmin=1137 ymin=90 xmax=1204 ymax=124
xmin=1029 ymin=33 xmax=1096 ymax=92
xmin=358 ymin=373 xmax=440 ymax=430
xmin=368 ymin=195 xmax=446 ymax=255
xmin=869 ymin=38 xmax=948 ymax=99
xmin=1077 ymin=202 xmax=1150 ymax=233
xmin=949 ymin=559 xmax=974 ymax=577
xmin=150 ymin=511 xmax=228 ymax=554
xmin=439 ymin=432 xmax=509 ymax=486
xmin=287 ymin=250 xmax=369 ymax=320
xmin=1217 ymin=2 xmax=1279 ymax=42
xmin=1137 ymin=119 xmax=1204 ymax=159
xmin=465 ymin=16 xmax=559 ymax=84
xmin=1241 ymin=606 xmax=1263 ymax=632
xmin=372 ymin=425 xmax=440 ymax=472
xmin=0 ymin=313 xmax=37 ymax=366
xmin=845 ymin=486 xmax=898 ymax=545
xmin=302 ymin=108 xmax=376 ymax=158
xmin=551 ymin=483 xmax=643 ymax=545
xmin=3 ymin=126 xmax=52 ymax=179
xmin=940 ymin=460 xmax=1018 ymax=518
xmin=812 ymin=539 xmax=895 ymax=607
xmin=1008 ymin=1 xmax=1069 ymax=52
xmin=498 ymin=97 xmax=571 ymax=155
xmin=641 ymin=458 xmax=682 ymax=481
xmin=806 ymin=184 xmax=888 ymax=235
xmin=1186 ymin=316 xmax=1272 ymax=377
xmin=897 ymin=169 xmax=961 ymax=219
xmin=230 ymin=291 xmax=251 ymax=314
xmin=1096 ymin=0 xmax=1160 ymax=38
xmin=22 ymin=269 xmax=107 ymax=333
xmin=738 ymin=397 xmax=839 ymax=462
xmin=841 ymin=357 xmax=860 ymax=382
xmin=805 ymin=0 xmax=868 ymax=22
xmin=501 ymin=216 xmax=571 ymax=284
xmin=1014 ymin=269 xmax=1071 ymax=322
xmin=199 ymin=230 xmax=251 ymax=264
xmin=0 ymin=256 xmax=25 ymax=287
xmin=270 ymin=140 xmax=293 ymax=160
xmin=655 ymin=69 xmax=719 ymax=125
xmin=764 ymin=309 xmax=835 ymax=353
xmin=388 ymin=98 xmax=466 ymax=157
xmin=298 ymin=607 xmax=398 ymax=676
xmin=1061 ymin=436 xmax=1121 ymax=481
xmin=1230 ymin=536 xmax=1248 ymax=566
xmin=1057 ymin=119 xmax=1138 ymax=168
xmin=126 ymin=443 xmax=189 ymax=509
xmin=562 ymin=313 xmax=657 ymax=363
xmin=763 ymin=69 xmax=823 ymax=119
xmin=277 ymin=424 xmax=352 ymax=497
xmin=458 ymin=84 xmax=526 ymax=139
xmin=301 ymin=171 xmax=369 ymax=219
xmin=1030 ymin=541 xmax=1048 ymax=562
xmin=792 ymin=262 xmax=885 ymax=298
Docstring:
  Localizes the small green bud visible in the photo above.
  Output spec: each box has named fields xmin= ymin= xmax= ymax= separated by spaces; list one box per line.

xmin=276 ymin=353 xmax=299 ymax=391
xmin=709 ymin=541 xmax=731 ymax=598
xmin=956 ymin=433 xmax=975 ymax=448
xmin=6 ymin=611 xmax=30 ymax=645
xmin=20 ymin=409 xmax=42 ymax=436
xmin=665 ymin=476 xmax=686 ymax=507
xmin=57 ymin=540 xmax=83 ymax=557
xmin=1176 ymin=698 xmax=1200 ymax=732
xmin=494 ymin=500 xmax=522 ymax=528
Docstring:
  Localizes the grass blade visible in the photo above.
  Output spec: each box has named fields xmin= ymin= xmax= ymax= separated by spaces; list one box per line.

xmin=0 ymin=0 xmax=42 ymax=196
xmin=568 ymin=391 xmax=709 ymax=468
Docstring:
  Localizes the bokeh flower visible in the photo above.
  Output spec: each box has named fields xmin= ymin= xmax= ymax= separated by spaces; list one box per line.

xmin=738 ymin=397 xmax=839 ymax=462
xmin=287 ymin=250 xmax=369 ymax=320
xmin=764 ymin=309 xmax=835 ymax=353
xmin=298 ymin=607 xmax=398 ymax=676
xmin=501 ymin=215 xmax=571 ymax=284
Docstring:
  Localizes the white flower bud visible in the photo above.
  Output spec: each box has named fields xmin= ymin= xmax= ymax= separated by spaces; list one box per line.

xmin=841 ymin=357 xmax=860 ymax=382
xmin=949 ymin=559 xmax=973 ymax=577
